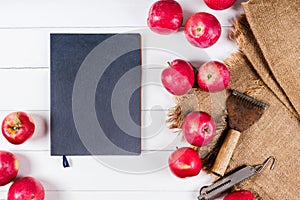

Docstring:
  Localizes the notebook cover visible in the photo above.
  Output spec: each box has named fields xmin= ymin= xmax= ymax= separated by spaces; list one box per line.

xmin=50 ymin=33 xmax=141 ymax=156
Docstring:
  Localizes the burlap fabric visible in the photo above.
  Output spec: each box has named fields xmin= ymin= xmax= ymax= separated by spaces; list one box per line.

xmin=167 ymin=0 xmax=300 ymax=199
xmin=242 ymin=0 xmax=300 ymax=118
xmin=224 ymin=52 xmax=299 ymax=200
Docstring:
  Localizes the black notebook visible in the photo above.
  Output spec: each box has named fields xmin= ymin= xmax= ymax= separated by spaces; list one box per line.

xmin=50 ymin=34 xmax=141 ymax=156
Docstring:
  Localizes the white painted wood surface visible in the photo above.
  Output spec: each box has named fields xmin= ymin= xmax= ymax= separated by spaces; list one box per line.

xmin=0 ymin=0 xmax=244 ymax=199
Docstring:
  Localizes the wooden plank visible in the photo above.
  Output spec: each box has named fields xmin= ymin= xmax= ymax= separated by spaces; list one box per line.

xmin=0 ymin=151 xmax=212 ymax=192
xmin=0 ymin=27 xmax=237 ymax=68
xmin=0 ymin=28 xmax=133 ymax=68
xmin=142 ymin=110 xmax=187 ymax=151
xmin=0 ymin=110 xmax=187 ymax=151
xmin=0 ymin=65 xmax=231 ymax=110
xmin=0 ymin=29 xmax=48 ymax=68
xmin=0 ymin=191 xmax=205 ymax=200
xmin=0 ymin=68 xmax=174 ymax=110
xmin=42 ymin=191 xmax=199 ymax=200
xmin=142 ymin=68 xmax=175 ymax=110
xmin=0 ymin=69 xmax=49 ymax=110
xmin=0 ymin=0 xmax=243 ymax=28
xmin=141 ymin=26 xmax=237 ymax=69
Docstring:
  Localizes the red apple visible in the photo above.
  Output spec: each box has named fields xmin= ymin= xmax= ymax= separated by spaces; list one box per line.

xmin=161 ymin=59 xmax=195 ymax=95
xmin=224 ymin=190 xmax=255 ymax=200
xmin=182 ymin=112 xmax=216 ymax=147
xmin=0 ymin=151 xmax=18 ymax=186
xmin=147 ymin=0 xmax=183 ymax=34
xmin=2 ymin=111 xmax=35 ymax=144
xmin=8 ymin=177 xmax=45 ymax=200
xmin=204 ymin=0 xmax=236 ymax=10
xmin=184 ymin=12 xmax=221 ymax=48
xmin=197 ymin=61 xmax=230 ymax=92
xmin=168 ymin=147 xmax=202 ymax=178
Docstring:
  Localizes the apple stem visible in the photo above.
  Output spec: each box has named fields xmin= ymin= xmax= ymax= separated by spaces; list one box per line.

xmin=192 ymin=66 xmax=198 ymax=88
xmin=167 ymin=61 xmax=172 ymax=67
xmin=190 ymin=145 xmax=199 ymax=151
xmin=207 ymin=74 xmax=212 ymax=80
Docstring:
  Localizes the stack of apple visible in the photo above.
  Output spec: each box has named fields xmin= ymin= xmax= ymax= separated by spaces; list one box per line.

xmin=147 ymin=0 xmax=234 ymax=179
xmin=164 ymin=59 xmax=230 ymax=179
xmin=161 ymin=55 xmax=230 ymax=181
xmin=159 ymin=24 xmax=230 ymax=180
xmin=0 ymin=112 xmax=45 ymax=200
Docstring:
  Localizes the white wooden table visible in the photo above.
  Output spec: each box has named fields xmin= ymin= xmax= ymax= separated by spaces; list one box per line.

xmin=0 ymin=0 xmax=244 ymax=199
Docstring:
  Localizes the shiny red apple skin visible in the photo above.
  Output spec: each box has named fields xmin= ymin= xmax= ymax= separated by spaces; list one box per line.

xmin=182 ymin=112 xmax=216 ymax=147
xmin=1 ymin=111 xmax=35 ymax=144
xmin=197 ymin=61 xmax=230 ymax=92
xmin=8 ymin=177 xmax=45 ymax=200
xmin=147 ymin=0 xmax=183 ymax=34
xmin=0 ymin=151 xmax=18 ymax=186
xmin=224 ymin=190 xmax=255 ymax=200
xmin=161 ymin=59 xmax=195 ymax=95
xmin=184 ymin=12 xmax=221 ymax=48
xmin=168 ymin=147 xmax=202 ymax=178
xmin=204 ymin=0 xmax=236 ymax=10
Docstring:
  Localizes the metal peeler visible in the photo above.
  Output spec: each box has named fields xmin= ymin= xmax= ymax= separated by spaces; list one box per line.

xmin=198 ymin=156 xmax=276 ymax=200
